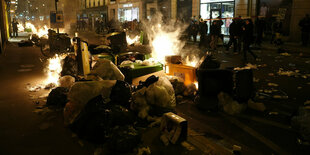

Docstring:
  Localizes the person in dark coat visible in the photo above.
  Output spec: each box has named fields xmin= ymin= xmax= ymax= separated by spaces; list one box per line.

xmin=190 ymin=21 xmax=199 ymax=42
xmin=242 ymin=19 xmax=257 ymax=61
xmin=226 ymin=19 xmax=239 ymax=53
xmin=199 ymin=20 xmax=208 ymax=48
xmin=299 ymin=14 xmax=310 ymax=46
xmin=210 ymin=20 xmax=221 ymax=50
xmin=255 ymin=17 xmax=266 ymax=46
xmin=12 ymin=18 xmax=19 ymax=38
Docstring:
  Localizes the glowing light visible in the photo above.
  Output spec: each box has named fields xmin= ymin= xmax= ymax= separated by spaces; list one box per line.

xmin=25 ymin=22 xmax=49 ymax=38
xmin=44 ymin=54 xmax=65 ymax=86
xmin=126 ymin=35 xmax=140 ymax=45
xmin=194 ymin=82 xmax=199 ymax=90
xmin=185 ymin=56 xmax=199 ymax=67
xmin=17 ymin=23 xmax=24 ymax=32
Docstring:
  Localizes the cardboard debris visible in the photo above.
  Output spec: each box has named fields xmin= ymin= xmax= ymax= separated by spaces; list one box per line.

xmin=280 ymin=52 xmax=291 ymax=56
xmin=268 ymin=83 xmax=279 ymax=87
xmin=137 ymin=147 xmax=151 ymax=155
xmin=234 ymin=63 xmax=258 ymax=71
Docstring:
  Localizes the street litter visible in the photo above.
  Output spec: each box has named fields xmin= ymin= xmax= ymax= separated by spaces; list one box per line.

xmin=248 ymin=100 xmax=266 ymax=112
xmin=234 ymin=63 xmax=258 ymax=70
xmin=280 ymin=53 xmax=291 ymax=56
xmin=304 ymin=100 xmax=310 ymax=105
xmin=291 ymin=106 xmax=310 ymax=143
xmin=268 ymin=83 xmax=279 ymax=87
xmin=218 ymin=92 xmax=245 ymax=115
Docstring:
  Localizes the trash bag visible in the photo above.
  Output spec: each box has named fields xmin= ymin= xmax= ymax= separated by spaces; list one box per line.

xmin=46 ymin=87 xmax=69 ymax=107
xmin=70 ymin=95 xmax=109 ymax=143
xmin=110 ymin=80 xmax=132 ymax=108
xmin=90 ymin=59 xmax=125 ymax=81
xmin=218 ymin=92 xmax=245 ymax=115
xmin=61 ymin=54 xmax=78 ymax=78
xmin=108 ymin=125 xmax=140 ymax=153
xmin=109 ymin=105 xmax=136 ymax=127
xmin=59 ymin=75 xmax=75 ymax=88
xmin=291 ymin=106 xmax=310 ymax=142
xmin=132 ymin=76 xmax=176 ymax=119
xmin=64 ymin=80 xmax=117 ymax=125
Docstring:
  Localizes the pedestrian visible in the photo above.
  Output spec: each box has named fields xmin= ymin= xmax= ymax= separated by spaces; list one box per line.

xmin=210 ymin=20 xmax=221 ymax=50
xmin=199 ymin=20 xmax=208 ymax=48
xmin=242 ymin=19 xmax=257 ymax=61
xmin=12 ymin=18 xmax=19 ymax=38
xmin=270 ymin=18 xmax=282 ymax=44
xmin=81 ymin=19 xmax=86 ymax=31
xmin=190 ymin=20 xmax=199 ymax=42
xmin=226 ymin=19 xmax=239 ymax=53
xmin=299 ymin=14 xmax=310 ymax=46
xmin=255 ymin=17 xmax=266 ymax=46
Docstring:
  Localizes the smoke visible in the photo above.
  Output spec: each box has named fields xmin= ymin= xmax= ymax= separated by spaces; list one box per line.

xmin=58 ymin=0 xmax=79 ymax=33
xmin=142 ymin=13 xmax=189 ymax=63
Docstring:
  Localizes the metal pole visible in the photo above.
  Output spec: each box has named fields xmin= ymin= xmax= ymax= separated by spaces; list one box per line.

xmin=55 ymin=0 xmax=59 ymax=33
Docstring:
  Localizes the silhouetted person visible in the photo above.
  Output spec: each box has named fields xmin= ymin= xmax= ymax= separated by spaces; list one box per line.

xmin=12 ymin=18 xmax=19 ymax=38
xmin=226 ymin=19 xmax=240 ymax=53
xmin=299 ymin=14 xmax=310 ymax=46
xmin=199 ymin=20 xmax=208 ymax=48
xmin=190 ymin=21 xmax=199 ymax=42
xmin=210 ymin=20 xmax=221 ymax=50
xmin=255 ymin=17 xmax=266 ymax=46
xmin=242 ymin=19 xmax=257 ymax=61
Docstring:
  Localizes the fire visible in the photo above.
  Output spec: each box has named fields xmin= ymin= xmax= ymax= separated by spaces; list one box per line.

xmin=194 ymin=82 xmax=199 ymax=90
xmin=185 ymin=56 xmax=199 ymax=67
xmin=150 ymin=25 xmax=183 ymax=63
xmin=25 ymin=22 xmax=49 ymax=38
xmin=126 ymin=35 xmax=140 ymax=45
xmin=44 ymin=54 xmax=64 ymax=86
xmin=17 ymin=23 xmax=24 ymax=32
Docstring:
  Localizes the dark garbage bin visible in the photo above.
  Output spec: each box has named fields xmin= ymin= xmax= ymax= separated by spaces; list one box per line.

xmin=234 ymin=69 xmax=254 ymax=102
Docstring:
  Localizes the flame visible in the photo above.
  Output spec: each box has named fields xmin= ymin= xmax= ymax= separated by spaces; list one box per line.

xmin=17 ymin=23 xmax=24 ymax=32
xmin=147 ymin=22 xmax=185 ymax=64
xmin=25 ymin=22 xmax=49 ymax=38
xmin=44 ymin=54 xmax=65 ymax=86
xmin=185 ymin=56 xmax=199 ymax=67
xmin=126 ymin=35 xmax=140 ymax=45
xmin=194 ymin=82 xmax=198 ymax=90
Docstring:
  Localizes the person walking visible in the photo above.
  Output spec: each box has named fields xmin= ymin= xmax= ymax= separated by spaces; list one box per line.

xmin=199 ymin=19 xmax=208 ymax=48
xmin=210 ymin=20 xmax=221 ymax=50
xmin=226 ymin=19 xmax=239 ymax=53
xmin=12 ymin=18 xmax=19 ymax=38
xmin=242 ymin=19 xmax=257 ymax=61
xmin=190 ymin=21 xmax=199 ymax=42
xmin=299 ymin=14 xmax=310 ymax=46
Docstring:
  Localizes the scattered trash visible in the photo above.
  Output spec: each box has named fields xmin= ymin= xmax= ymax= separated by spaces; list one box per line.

xmin=160 ymin=112 xmax=187 ymax=144
xmin=233 ymin=145 xmax=242 ymax=154
xmin=280 ymin=52 xmax=291 ymax=56
xmin=277 ymin=68 xmax=299 ymax=77
xmin=142 ymin=58 xmax=158 ymax=66
xmin=248 ymin=100 xmax=266 ymax=112
xmin=137 ymin=146 xmax=151 ymax=155
xmin=288 ymin=63 xmax=296 ymax=67
xmin=298 ymin=87 xmax=303 ymax=90
xmin=183 ymin=83 xmax=197 ymax=97
xmin=268 ymin=73 xmax=275 ymax=76
xmin=253 ymin=78 xmax=260 ymax=83
xmin=64 ymin=80 xmax=117 ymax=125
xmin=90 ymin=59 xmax=125 ymax=80
xmin=304 ymin=100 xmax=310 ymax=105
xmin=61 ymin=54 xmax=78 ymax=78
xmin=234 ymin=63 xmax=257 ymax=71
xmin=160 ymin=134 xmax=170 ymax=146
xmin=268 ymin=83 xmax=279 ymax=87
xmin=108 ymin=125 xmax=140 ymax=153
xmin=273 ymin=95 xmax=288 ymax=99
xmin=181 ymin=141 xmax=195 ymax=151
xmin=132 ymin=76 xmax=176 ymax=119
xmin=59 ymin=75 xmax=75 ymax=88
xmin=218 ymin=92 xmax=245 ymax=115
xmin=46 ymin=87 xmax=69 ymax=107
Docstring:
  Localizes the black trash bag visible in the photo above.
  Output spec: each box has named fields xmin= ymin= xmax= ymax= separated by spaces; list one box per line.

xmin=70 ymin=95 xmax=111 ymax=143
xmin=18 ymin=40 xmax=34 ymax=47
xmin=109 ymin=105 xmax=136 ymax=127
xmin=137 ymin=75 xmax=159 ymax=90
xmin=61 ymin=54 xmax=78 ymax=78
xmin=110 ymin=80 xmax=132 ymax=108
xmin=108 ymin=125 xmax=140 ymax=153
xmin=46 ymin=87 xmax=69 ymax=107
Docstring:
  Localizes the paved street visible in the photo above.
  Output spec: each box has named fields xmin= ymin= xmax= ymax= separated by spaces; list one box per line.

xmin=0 ymin=33 xmax=310 ymax=154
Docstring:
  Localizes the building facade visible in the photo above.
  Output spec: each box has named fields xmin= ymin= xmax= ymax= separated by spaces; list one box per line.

xmin=79 ymin=0 xmax=108 ymax=30
xmin=0 ymin=0 xmax=10 ymax=54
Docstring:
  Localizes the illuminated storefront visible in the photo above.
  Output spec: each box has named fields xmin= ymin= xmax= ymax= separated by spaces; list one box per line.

xmin=200 ymin=0 xmax=235 ymax=35
xmin=118 ymin=3 xmax=139 ymax=22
